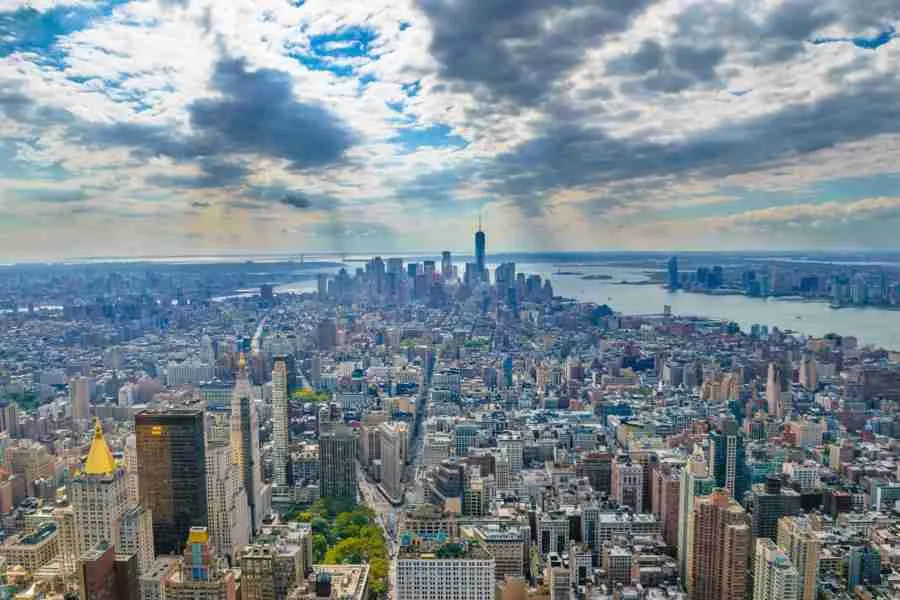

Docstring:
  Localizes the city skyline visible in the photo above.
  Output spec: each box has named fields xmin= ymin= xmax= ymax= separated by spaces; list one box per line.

xmin=1 ymin=1 xmax=899 ymax=259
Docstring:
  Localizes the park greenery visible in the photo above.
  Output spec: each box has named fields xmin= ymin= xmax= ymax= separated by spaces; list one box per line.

xmin=0 ymin=390 xmax=41 ymax=413
xmin=291 ymin=388 xmax=331 ymax=403
xmin=293 ymin=498 xmax=389 ymax=596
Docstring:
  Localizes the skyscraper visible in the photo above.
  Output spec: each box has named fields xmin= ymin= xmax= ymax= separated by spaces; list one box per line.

xmin=136 ymin=408 xmax=208 ymax=555
xmin=688 ymin=489 xmax=750 ymax=600
xmin=70 ymin=420 xmax=128 ymax=557
xmin=754 ymin=539 xmax=799 ymax=600
xmin=78 ymin=545 xmax=139 ymax=600
xmin=710 ymin=418 xmax=750 ymax=502
xmin=206 ymin=442 xmax=251 ymax=564
xmin=233 ymin=357 xmax=263 ymax=532
xmin=475 ymin=218 xmax=486 ymax=282
xmin=678 ymin=446 xmax=715 ymax=583
xmin=767 ymin=363 xmax=786 ymax=419
xmin=272 ymin=356 xmax=290 ymax=492
xmin=379 ymin=422 xmax=404 ymax=503
xmin=750 ymin=477 xmax=801 ymax=542
xmin=777 ymin=516 xmax=821 ymax=600
xmin=319 ymin=425 xmax=357 ymax=503
xmin=238 ymin=541 xmax=305 ymax=600
xmin=611 ymin=458 xmax=643 ymax=513
xmin=441 ymin=251 xmax=453 ymax=280
xmin=667 ymin=256 xmax=679 ymax=290
xmin=164 ymin=527 xmax=240 ymax=600
xmin=71 ymin=375 xmax=92 ymax=421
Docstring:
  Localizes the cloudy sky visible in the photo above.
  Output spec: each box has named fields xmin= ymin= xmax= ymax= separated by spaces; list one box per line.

xmin=0 ymin=0 xmax=899 ymax=259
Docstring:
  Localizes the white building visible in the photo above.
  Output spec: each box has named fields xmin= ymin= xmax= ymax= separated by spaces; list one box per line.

xmin=396 ymin=544 xmax=495 ymax=600
xmin=782 ymin=462 xmax=819 ymax=491
xmin=271 ymin=358 xmax=290 ymax=491
xmin=69 ymin=422 xmax=128 ymax=556
xmin=497 ymin=433 xmax=524 ymax=473
xmin=206 ymin=443 xmax=251 ymax=563
xmin=165 ymin=361 xmax=215 ymax=387
xmin=754 ymin=539 xmax=799 ymax=600
xmin=379 ymin=422 xmax=406 ymax=502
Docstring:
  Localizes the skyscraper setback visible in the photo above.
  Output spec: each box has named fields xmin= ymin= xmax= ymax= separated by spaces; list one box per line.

xmin=136 ymin=408 xmax=208 ymax=555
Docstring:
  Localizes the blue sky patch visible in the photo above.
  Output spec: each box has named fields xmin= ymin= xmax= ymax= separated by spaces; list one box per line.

xmin=291 ymin=26 xmax=377 ymax=77
xmin=0 ymin=1 xmax=128 ymax=59
xmin=401 ymin=80 xmax=421 ymax=97
xmin=811 ymin=26 xmax=896 ymax=50
xmin=391 ymin=123 xmax=467 ymax=152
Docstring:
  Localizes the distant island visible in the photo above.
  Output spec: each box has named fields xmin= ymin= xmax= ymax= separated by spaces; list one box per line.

xmin=581 ymin=274 xmax=613 ymax=280
xmin=554 ymin=270 xmax=583 ymax=276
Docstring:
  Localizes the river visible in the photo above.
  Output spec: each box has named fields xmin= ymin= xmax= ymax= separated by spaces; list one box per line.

xmin=516 ymin=263 xmax=900 ymax=351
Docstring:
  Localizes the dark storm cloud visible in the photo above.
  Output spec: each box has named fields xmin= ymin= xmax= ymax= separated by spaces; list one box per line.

xmin=417 ymin=0 xmax=657 ymax=105
xmin=484 ymin=74 xmax=900 ymax=207
xmin=76 ymin=56 xmax=355 ymax=170
xmin=608 ymin=39 xmax=725 ymax=94
xmin=188 ymin=57 xmax=355 ymax=169
xmin=245 ymin=184 xmax=329 ymax=211
xmin=1 ymin=54 xmax=355 ymax=200
xmin=606 ymin=39 xmax=664 ymax=75
xmin=279 ymin=194 xmax=312 ymax=209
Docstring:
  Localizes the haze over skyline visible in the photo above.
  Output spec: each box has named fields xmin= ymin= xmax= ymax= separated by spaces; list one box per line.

xmin=1 ymin=0 xmax=899 ymax=259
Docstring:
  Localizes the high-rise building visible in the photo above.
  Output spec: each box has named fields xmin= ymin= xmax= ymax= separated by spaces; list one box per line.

xmin=206 ymin=442 xmax=251 ymax=564
xmin=70 ymin=420 xmax=129 ymax=557
xmin=578 ymin=451 xmax=611 ymax=495
xmin=316 ymin=319 xmax=338 ymax=350
xmin=497 ymin=433 xmax=524 ymax=474
xmin=767 ymin=363 xmax=787 ymax=420
xmin=710 ymin=418 xmax=750 ymax=502
xmin=53 ymin=505 xmax=79 ymax=574
xmin=846 ymin=545 xmax=881 ymax=592
xmin=754 ymin=539 xmax=799 ymax=600
xmin=164 ymin=527 xmax=240 ymax=600
xmin=319 ymin=425 xmax=357 ymax=503
xmin=798 ymin=355 xmax=817 ymax=391
xmin=71 ymin=375 xmax=92 ymax=421
xmin=136 ymin=408 xmax=208 ymax=555
xmin=233 ymin=358 xmax=264 ymax=532
xmin=750 ymin=477 xmax=802 ymax=542
xmin=396 ymin=540 xmax=495 ymax=600
xmin=118 ymin=504 xmax=155 ymax=575
xmin=678 ymin=447 xmax=715 ymax=583
xmin=777 ymin=516 xmax=821 ymax=600
xmin=78 ymin=545 xmax=139 ymax=600
xmin=688 ymin=489 xmax=750 ymax=600
xmin=271 ymin=357 xmax=290 ymax=492
xmin=611 ymin=458 xmax=643 ymax=512
xmin=238 ymin=542 xmax=304 ymax=600
xmin=475 ymin=219 xmax=486 ymax=282
xmin=379 ymin=422 xmax=405 ymax=503
xmin=441 ymin=251 xmax=453 ymax=280
xmin=124 ymin=433 xmax=139 ymax=504
xmin=667 ymin=256 xmax=679 ymax=290
xmin=453 ymin=423 xmax=478 ymax=457
xmin=548 ymin=556 xmax=571 ymax=600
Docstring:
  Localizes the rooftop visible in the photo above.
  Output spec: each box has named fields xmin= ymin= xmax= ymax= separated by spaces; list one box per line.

xmin=312 ymin=564 xmax=369 ymax=600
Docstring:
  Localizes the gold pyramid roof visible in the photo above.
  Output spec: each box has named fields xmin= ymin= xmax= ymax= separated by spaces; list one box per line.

xmin=84 ymin=419 xmax=116 ymax=476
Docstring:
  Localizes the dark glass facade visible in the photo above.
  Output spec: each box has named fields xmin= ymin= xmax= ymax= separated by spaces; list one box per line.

xmin=135 ymin=408 xmax=208 ymax=555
